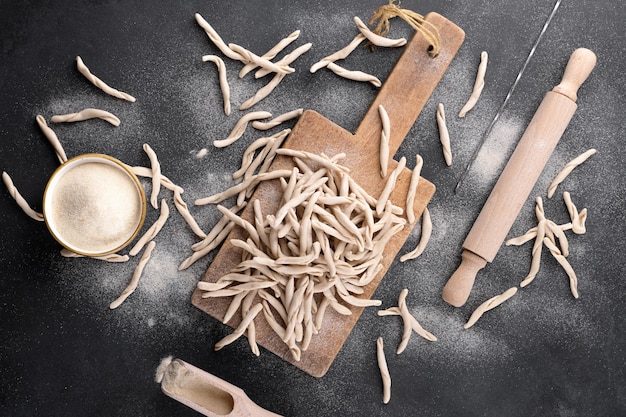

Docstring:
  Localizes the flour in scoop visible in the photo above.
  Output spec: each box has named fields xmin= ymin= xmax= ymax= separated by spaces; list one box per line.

xmin=48 ymin=162 xmax=142 ymax=254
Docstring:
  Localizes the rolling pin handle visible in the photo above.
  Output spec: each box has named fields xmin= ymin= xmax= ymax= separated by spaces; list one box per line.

xmin=552 ymin=48 xmax=597 ymax=102
xmin=442 ymin=250 xmax=488 ymax=307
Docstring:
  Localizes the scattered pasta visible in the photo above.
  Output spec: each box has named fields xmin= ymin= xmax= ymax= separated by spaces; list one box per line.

xmin=405 ymin=155 xmax=423 ymax=225
xmin=547 ymin=149 xmax=596 ymax=198
xmin=51 ymin=108 xmax=120 ymax=126
xmin=252 ymin=108 xmax=303 ymax=130
xmin=213 ymin=111 xmax=272 ymax=148
xmin=239 ymin=30 xmax=300 ymax=78
xmin=353 ymin=16 xmax=406 ymax=48
xmin=458 ymin=51 xmax=487 ymax=117
xmin=110 ymin=240 xmax=156 ymax=309
xmin=399 ymin=206 xmax=431 ymax=262
xmin=310 ymin=34 xmax=366 ymax=73
xmin=76 ymin=56 xmax=136 ymax=102
xmin=143 ymin=143 xmax=162 ymax=209
xmin=2 ymin=171 xmax=44 ymax=221
xmin=376 ymin=337 xmax=391 ymax=404
xmin=36 ymin=115 xmax=67 ymax=164
xmin=378 ymin=104 xmax=391 ymax=178
xmin=202 ymin=55 xmax=231 ymax=116
xmin=60 ymin=248 xmax=129 ymax=263
xmin=326 ymin=62 xmax=382 ymax=87
xmin=436 ymin=103 xmax=451 ymax=166
xmin=129 ymin=199 xmax=169 ymax=256
xmin=464 ymin=287 xmax=517 ymax=329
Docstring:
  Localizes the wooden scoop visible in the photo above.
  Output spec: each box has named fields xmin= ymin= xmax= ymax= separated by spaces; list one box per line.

xmin=193 ymin=12 xmax=465 ymax=377
xmin=442 ymin=48 xmax=597 ymax=307
xmin=158 ymin=357 xmax=282 ymax=417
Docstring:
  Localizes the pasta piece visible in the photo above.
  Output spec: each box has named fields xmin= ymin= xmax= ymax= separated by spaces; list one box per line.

xmin=353 ymin=16 xmax=407 ymax=47
xmin=376 ymin=156 xmax=406 ymax=215
xmin=2 ymin=171 xmax=44 ymax=221
xmin=310 ymin=34 xmax=366 ymax=73
xmin=36 ymin=115 xmax=67 ymax=164
xmin=251 ymin=108 xmax=303 ymax=130
xmin=255 ymin=42 xmax=312 ymax=79
xmin=543 ymin=237 xmax=579 ymax=299
xmin=378 ymin=104 xmax=390 ymax=178
xmin=464 ymin=287 xmax=517 ymax=329
xmin=202 ymin=55 xmax=231 ymax=116
xmin=76 ymin=56 xmax=136 ymax=102
xmin=563 ymin=191 xmax=587 ymax=234
xmin=505 ymin=222 xmax=572 ymax=246
xmin=127 ymin=166 xmax=184 ymax=194
xmin=458 ymin=51 xmax=487 ymax=117
xmin=214 ymin=303 xmax=263 ymax=351
xmin=213 ymin=111 xmax=272 ymax=148
xmin=326 ymin=62 xmax=382 ymax=87
xmin=520 ymin=197 xmax=546 ymax=287
xmin=228 ymin=43 xmax=295 ymax=75
xmin=143 ymin=143 xmax=162 ymax=209
xmin=109 ymin=241 xmax=156 ymax=309
xmin=129 ymin=199 xmax=169 ymax=256
xmin=51 ymin=108 xmax=120 ymax=126
xmin=405 ymin=155 xmax=423 ymax=225
xmin=239 ymin=73 xmax=285 ymax=111
xmin=399 ymin=206 xmax=432 ymax=262
xmin=173 ymin=188 xmax=206 ymax=238
xmin=436 ymin=103 xmax=451 ymax=166
xmin=239 ymin=30 xmax=300 ymax=77
xmin=547 ymin=149 xmax=596 ymax=198
xmin=233 ymin=137 xmax=274 ymax=180
xmin=179 ymin=222 xmax=235 ymax=270
xmin=376 ymin=337 xmax=391 ymax=404
xmin=60 ymin=248 xmax=129 ymax=263
xmin=194 ymin=13 xmax=244 ymax=61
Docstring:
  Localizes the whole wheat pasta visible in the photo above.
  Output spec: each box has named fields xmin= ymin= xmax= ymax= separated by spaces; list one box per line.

xmin=214 ymin=303 xmax=263 ymax=351
xmin=194 ymin=13 xmax=244 ymax=61
xmin=76 ymin=56 xmax=136 ymax=102
xmin=464 ymin=287 xmax=517 ymax=329
xmin=252 ymin=108 xmax=303 ymax=130
xmin=547 ymin=149 xmax=596 ymax=198
xmin=399 ymin=206 xmax=432 ymax=262
xmin=376 ymin=337 xmax=392 ymax=404
xmin=458 ymin=51 xmax=488 ymax=118
xmin=202 ymin=55 xmax=231 ymax=116
xmin=173 ymin=188 xmax=206 ymax=238
xmin=240 ymin=30 xmax=300 ymax=78
xmin=436 ymin=103 xmax=452 ymax=166
xmin=142 ymin=144 xmax=162 ymax=209
xmin=240 ymin=73 xmax=286 ymax=111
xmin=36 ymin=115 xmax=67 ymax=164
xmin=129 ymin=199 xmax=169 ymax=256
xmin=310 ymin=34 xmax=366 ymax=73
xmin=60 ymin=248 xmax=129 ymax=262
xmin=376 ymin=156 xmax=406 ymax=215
xmin=543 ymin=237 xmax=579 ymax=298
xmin=228 ymin=43 xmax=295 ymax=75
xmin=405 ymin=155 xmax=423 ymax=225
xmin=379 ymin=104 xmax=391 ymax=178
xmin=326 ymin=62 xmax=382 ymax=87
xmin=213 ymin=111 xmax=272 ymax=148
xmin=255 ymin=42 xmax=312 ymax=79
xmin=354 ymin=16 xmax=407 ymax=48
xmin=563 ymin=192 xmax=587 ymax=234
xmin=109 ymin=241 xmax=156 ymax=309
xmin=51 ymin=108 xmax=120 ymax=126
xmin=2 ymin=171 xmax=44 ymax=221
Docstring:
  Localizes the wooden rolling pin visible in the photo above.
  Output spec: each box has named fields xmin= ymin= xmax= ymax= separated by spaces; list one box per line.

xmin=442 ymin=48 xmax=596 ymax=307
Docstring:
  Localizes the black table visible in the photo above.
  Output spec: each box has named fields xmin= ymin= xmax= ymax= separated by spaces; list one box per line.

xmin=2 ymin=1 xmax=625 ymax=416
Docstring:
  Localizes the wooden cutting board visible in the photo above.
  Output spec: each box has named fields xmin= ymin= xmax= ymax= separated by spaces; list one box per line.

xmin=192 ymin=12 xmax=465 ymax=377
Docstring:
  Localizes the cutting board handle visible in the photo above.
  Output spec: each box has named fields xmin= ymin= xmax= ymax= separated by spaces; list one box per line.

xmin=552 ymin=48 xmax=597 ymax=102
xmin=354 ymin=12 xmax=465 ymax=158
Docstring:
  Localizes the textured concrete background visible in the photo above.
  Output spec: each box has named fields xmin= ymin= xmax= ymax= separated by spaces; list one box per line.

xmin=1 ymin=1 xmax=624 ymax=416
